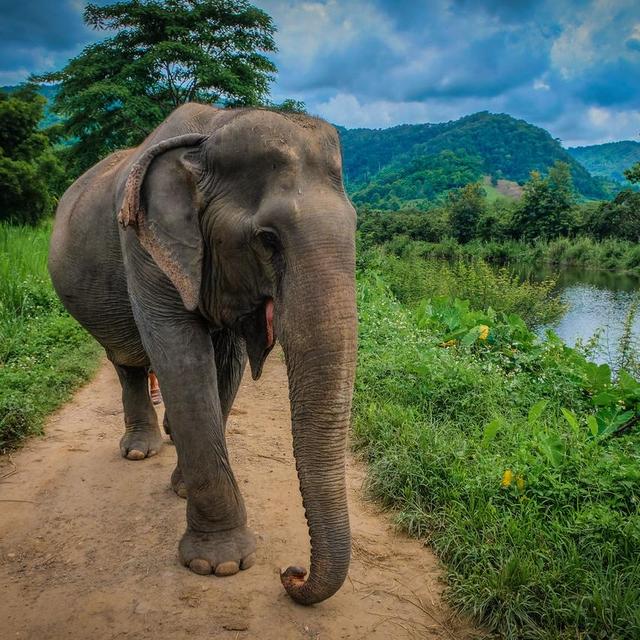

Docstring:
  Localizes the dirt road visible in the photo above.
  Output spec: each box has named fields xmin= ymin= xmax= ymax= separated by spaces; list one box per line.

xmin=0 ymin=351 xmax=477 ymax=640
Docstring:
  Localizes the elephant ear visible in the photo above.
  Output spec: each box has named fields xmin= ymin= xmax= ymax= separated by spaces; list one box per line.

xmin=118 ymin=134 xmax=208 ymax=311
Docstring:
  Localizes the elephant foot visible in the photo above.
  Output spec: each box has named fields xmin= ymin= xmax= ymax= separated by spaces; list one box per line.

xmin=171 ymin=465 xmax=187 ymax=498
xmin=179 ymin=526 xmax=256 ymax=577
xmin=119 ymin=425 xmax=163 ymax=460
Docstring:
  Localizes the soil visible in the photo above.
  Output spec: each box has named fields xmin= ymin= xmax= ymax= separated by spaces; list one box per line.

xmin=0 ymin=350 xmax=479 ymax=640
xmin=495 ymin=179 xmax=524 ymax=199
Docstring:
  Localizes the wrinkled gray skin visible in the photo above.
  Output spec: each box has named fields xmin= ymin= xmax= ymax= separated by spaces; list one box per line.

xmin=48 ymin=104 xmax=357 ymax=605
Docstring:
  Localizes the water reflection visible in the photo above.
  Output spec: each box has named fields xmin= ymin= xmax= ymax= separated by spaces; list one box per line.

xmin=530 ymin=265 xmax=640 ymax=292
xmin=529 ymin=266 xmax=640 ymax=366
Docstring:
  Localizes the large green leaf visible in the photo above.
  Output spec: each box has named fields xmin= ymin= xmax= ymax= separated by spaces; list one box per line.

xmin=528 ymin=399 xmax=549 ymax=425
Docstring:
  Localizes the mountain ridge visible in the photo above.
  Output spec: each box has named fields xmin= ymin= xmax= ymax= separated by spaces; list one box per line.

xmin=337 ymin=111 xmax=614 ymax=207
xmin=567 ymin=141 xmax=640 ymax=185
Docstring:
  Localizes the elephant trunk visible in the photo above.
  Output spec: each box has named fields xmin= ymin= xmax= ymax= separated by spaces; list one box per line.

xmin=277 ymin=236 xmax=357 ymax=605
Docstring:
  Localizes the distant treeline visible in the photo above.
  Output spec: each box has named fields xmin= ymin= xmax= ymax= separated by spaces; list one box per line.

xmin=358 ymin=160 xmax=640 ymax=253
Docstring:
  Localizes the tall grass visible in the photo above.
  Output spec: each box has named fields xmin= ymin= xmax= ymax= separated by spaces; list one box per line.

xmin=615 ymin=296 xmax=640 ymax=379
xmin=362 ymin=244 xmax=566 ymax=325
xmin=387 ymin=236 xmax=640 ymax=274
xmin=353 ymin=260 xmax=640 ymax=639
xmin=0 ymin=223 xmax=101 ymax=450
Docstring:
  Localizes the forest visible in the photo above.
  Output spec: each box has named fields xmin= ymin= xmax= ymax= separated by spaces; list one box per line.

xmin=339 ymin=111 xmax=618 ymax=207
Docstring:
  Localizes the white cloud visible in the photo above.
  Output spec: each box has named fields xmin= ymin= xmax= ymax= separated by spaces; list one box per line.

xmin=588 ymin=106 xmax=611 ymax=127
xmin=0 ymin=68 xmax=34 ymax=85
xmin=549 ymin=104 xmax=640 ymax=146
xmin=314 ymin=92 xmax=438 ymax=128
xmin=313 ymin=91 xmax=499 ymax=129
xmin=550 ymin=0 xmax=639 ymax=78
xmin=260 ymin=0 xmax=403 ymax=76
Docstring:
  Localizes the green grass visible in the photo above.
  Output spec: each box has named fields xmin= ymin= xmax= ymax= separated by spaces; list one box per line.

xmin=353 ymin=256 xmax=640 ymax=639
xmin=0 ymin=222 xmax=101 ymax=450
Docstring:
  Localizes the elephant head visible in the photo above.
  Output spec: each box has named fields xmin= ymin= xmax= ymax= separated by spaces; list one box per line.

xmin=118 ymin=108 xmax=357 ymax=604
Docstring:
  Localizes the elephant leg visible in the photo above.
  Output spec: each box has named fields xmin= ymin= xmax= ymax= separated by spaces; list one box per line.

xmin=171 ymin=329 xmax=247 ymax=499
xmin=114 ymin=364 xmax=163 ymax=460
xmin=136 ymin=315 xmax=255 ymax=576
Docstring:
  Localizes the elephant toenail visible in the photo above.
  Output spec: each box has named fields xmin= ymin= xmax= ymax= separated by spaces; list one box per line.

xmin=189 ymin=558 xmax=212 ymax=575
xmin=215 ymin=561 xmax=239 ymax=576
xmin=126 ymin=449 xmax=146 ymax=460
xmin=240 ymin=553 xmax=256 ymax=570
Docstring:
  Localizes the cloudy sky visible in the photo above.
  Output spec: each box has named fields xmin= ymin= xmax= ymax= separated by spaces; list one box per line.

xmin=1 ymin=0 xmax=639 ymax=146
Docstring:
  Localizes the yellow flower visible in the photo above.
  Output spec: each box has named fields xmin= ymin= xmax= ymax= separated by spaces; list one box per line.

xmin=501 ymin=469 xmax=514 ymax=488
xmin=479 ymin=325 xmax=489 ymax=340
xmin=516 ymin=475 xmax=525 ymax=491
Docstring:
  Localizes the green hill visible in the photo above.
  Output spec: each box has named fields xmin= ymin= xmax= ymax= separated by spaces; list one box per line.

xmin=567 ymin=141 xmax=640 ymax=185
xmin=338 ymin=112 xmax=607 ymax=209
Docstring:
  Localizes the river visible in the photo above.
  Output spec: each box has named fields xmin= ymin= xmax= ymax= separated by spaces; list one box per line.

xmin=534 ymin=266 xmax=640 ymax=367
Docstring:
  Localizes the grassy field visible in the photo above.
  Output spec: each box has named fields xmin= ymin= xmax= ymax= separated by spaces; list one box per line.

xmin=353 ymin=249 xmax=640 ymax=639
xmin=0 ymin=223 xmax=101 ymax=450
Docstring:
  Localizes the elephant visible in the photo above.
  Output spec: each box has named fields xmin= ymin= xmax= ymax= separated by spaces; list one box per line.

xmin=48 ymin=103 xmax=357 ymax=605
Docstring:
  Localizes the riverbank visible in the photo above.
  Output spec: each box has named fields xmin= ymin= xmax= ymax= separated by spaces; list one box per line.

xmin=0 ymin=223 xmax=101 ymax=450
xmin=354 ymin=248 xmax=640 ymax=639
xmin=378 ymin=235 xmax=640 ymax=275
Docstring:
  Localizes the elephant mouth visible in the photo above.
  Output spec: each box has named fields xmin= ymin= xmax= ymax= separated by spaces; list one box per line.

xmin=239 ymin=297 xmax=275 ymax=380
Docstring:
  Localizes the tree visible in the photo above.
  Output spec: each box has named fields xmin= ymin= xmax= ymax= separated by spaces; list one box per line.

xmin=624 ymin=162 xmax=640 ymax=184
xmin=511 ymin=161 xmax=577 ymax=240
xmin=0 ymin=85 xmax=65 ymax=224
xmin=447 ymin=182 xmax=486 ymax=243
xmin=588 ymin=190 xmax=640 ymax=242
xmin=476 ymin=198 xmax=513 ymax=242
xmin=34 ymin=0 xmax=278 ymax=174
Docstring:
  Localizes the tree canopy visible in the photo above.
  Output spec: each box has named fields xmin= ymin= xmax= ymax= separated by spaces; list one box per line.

xmin=624 ymin=161 xmax=640 ymax=184
xmin=448 ymin=182 xmax=486 ymax=243
xmin=511 ymin=161 xmax=576 ymax=240
xmin=34 ymin=0 xmax=278 ymax=173
xmin=0 ymin=85 xmax=64 ymax=224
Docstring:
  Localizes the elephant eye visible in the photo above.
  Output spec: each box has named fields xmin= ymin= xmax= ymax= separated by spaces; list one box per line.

xmin=257 ymin=228 xmax=285 ymax=280
xmin=258 ymin=229 xmax=281 ymax=253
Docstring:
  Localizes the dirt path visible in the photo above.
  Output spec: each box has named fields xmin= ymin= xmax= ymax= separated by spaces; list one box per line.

xmin=0 ymin=351 xmax=477 ymax=640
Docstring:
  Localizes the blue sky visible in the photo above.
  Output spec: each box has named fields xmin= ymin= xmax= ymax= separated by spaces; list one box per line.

xmin=1 ymin=0 xmax=639 ymax=146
